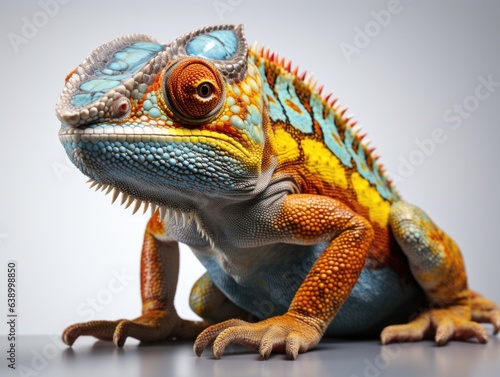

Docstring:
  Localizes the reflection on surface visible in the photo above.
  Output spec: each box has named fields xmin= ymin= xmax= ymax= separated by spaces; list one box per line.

xmin=14 ymin=335 xmax=500 ymax=377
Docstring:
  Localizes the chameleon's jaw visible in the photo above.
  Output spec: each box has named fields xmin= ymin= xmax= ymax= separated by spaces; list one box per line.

xmin=58 ymin=123 xmax=252 ymax=159
xmin=58 ymin=119 xmax=263 ymax=210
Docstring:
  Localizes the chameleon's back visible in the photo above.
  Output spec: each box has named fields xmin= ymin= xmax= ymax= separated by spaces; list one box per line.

xmin=249 ymin=49 xmax=405 ymax=271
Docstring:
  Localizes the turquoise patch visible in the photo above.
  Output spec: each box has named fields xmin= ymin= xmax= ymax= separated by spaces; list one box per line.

xmin=356 ymin=143 xmax=375 ymax=182
xmin=230 ymin=115 xmax=245 ymax=130
xmin=372 ymin=160 xmax=396 ymax=201
xmin=309 ymin=94 xmax=352 ymax=167
xmin=344 ymin=128 xmax=376 ymax=185
xmin=186 ymin=30 xmax=237 ymax=60
xmin=143 ymin=99 xmax=153 ymax=111
xmin=248 ymin=105 xmax=261 ymax=125
xmin=108 ymin=60 xmax=128 ymax=71
xmin=71 ymin=41 xmax=164 ymax=107
xmin=80 ymin=79 xmax=121 ymax=92
xmin=71 ymin=92 xmax=103 ymax=107
xmin=230 ymin=107 xmax=264 ymax=146
xmin=148 ymin=107 xmax=161 ymax=118
xmin=275 ymin=75 xmax=313 ymax=133
xmin=343 ymin=128 xmax=395 ymax=201
xmin=257 ymin=62 xmax=286 ymax=122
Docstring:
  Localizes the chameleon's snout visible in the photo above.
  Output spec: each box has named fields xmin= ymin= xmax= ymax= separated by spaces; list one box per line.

xmin=56 ymin=95 xmax=131 ymax=127
xmin=56 ymin=108 xmax=81 ymax=126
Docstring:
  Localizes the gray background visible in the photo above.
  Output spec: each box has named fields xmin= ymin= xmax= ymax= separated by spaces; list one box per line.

xmin=1 ymin=0 xmax=499 ymax=356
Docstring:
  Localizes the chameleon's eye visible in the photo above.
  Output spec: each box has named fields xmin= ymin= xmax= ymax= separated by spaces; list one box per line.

xmin=197 ymin=82 xmax=213 ymax=98
xmin=163 ymin=58 xmax=225 ymax=124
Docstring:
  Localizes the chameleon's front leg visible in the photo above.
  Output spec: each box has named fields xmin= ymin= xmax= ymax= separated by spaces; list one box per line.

xmin=194 ymin=194 xmax=374 ymax=359
xmin=62 ymin=212 xmax=209 ymax=347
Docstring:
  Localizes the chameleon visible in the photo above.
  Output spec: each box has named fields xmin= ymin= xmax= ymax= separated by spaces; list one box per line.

xmin=55 ymin=24 xmax=500 ymax=359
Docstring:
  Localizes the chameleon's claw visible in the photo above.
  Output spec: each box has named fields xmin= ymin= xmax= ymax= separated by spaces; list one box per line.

xmin=63 ymin=310 xmax=209 ymax=347
xmin=193 ymin=319 xmax=247 ymax=357
xmin=259 ymin=326 xmax=287 ymax=359
xmin=285 ymin=331 xmax=304 ymax=360
xmin=470 ymin=291 xmax=500 ymax=335
xmin=194 ymin=313 xmax=322 ymax=359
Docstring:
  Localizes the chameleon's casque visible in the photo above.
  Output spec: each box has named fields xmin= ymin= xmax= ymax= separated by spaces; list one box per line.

xmin=56 ymin=25 xmax=500 ymax=359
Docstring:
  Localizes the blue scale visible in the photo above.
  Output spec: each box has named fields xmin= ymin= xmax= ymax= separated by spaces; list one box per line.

xmin=186 ymin=30 xmax=237 ymax=60
xmin=72 ymin=42 xmax=164 ymax=107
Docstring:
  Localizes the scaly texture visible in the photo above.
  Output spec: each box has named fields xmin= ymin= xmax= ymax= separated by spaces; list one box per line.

xmin=56 ymin=24 xmax=500 ymax=359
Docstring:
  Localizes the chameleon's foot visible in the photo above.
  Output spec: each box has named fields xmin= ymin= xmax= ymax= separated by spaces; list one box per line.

xmin=380 ymin=305 xmax=489 ymax=346
xmin=194 ymin=312 xmax=323 ymax=360
xmin=62 ymin=309 xmax=209 ymax=347
xmin=470 ymin=291 xmax=500 ymax=334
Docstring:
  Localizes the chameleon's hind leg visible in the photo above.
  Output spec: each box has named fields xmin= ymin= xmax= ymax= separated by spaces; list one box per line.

xmin=189 ymin=272 xmax=250 ymax=323
xmin=382 ymin=201 xmax=500 ymax=345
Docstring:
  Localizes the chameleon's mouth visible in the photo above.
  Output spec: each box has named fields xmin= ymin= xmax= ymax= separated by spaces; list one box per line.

xmin=58 ymin=123 xmax=251 ymax=161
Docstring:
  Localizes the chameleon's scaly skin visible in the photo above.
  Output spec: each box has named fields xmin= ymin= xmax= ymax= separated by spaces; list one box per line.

xmin=56 ymin=25 xmax=500 ymax=359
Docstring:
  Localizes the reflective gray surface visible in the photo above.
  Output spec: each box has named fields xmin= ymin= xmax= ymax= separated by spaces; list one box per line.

xmin=8 ymin=334 xmax=500 ymax=377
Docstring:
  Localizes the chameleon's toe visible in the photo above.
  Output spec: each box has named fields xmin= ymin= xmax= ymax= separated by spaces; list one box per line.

xmin=380 ymin=314 xmax=431 ymax=344
xmin=470 ymin=291 xmax=500 ymax=335
xmin=63 ymin=310 xmax=208 ymax=347
xmin=194 ymin=313 xmax=323 ymax=359
xmin=110 ymin=311 xmax=172 ymax=347
xmin=381 ymin=306 xmax=489 ymax=346
xmin=63 ymin=320 xmax=121 ymax=346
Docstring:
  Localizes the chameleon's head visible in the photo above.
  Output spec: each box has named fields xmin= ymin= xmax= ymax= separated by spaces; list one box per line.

xmin=56 ymin=25 xmax=271 ymax=211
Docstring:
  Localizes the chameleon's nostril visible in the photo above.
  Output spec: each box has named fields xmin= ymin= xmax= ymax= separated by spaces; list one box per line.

xmin=112 ymin=97 xmax=131 ymax=119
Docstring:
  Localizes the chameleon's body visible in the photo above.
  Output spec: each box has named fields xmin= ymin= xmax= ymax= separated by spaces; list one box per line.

xmin=56 ymin=25 xmax=499 ymax=359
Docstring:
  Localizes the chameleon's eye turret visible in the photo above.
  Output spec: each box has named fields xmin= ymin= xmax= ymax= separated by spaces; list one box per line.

xmin=163 ymin=57 xmax=225 ymax=124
